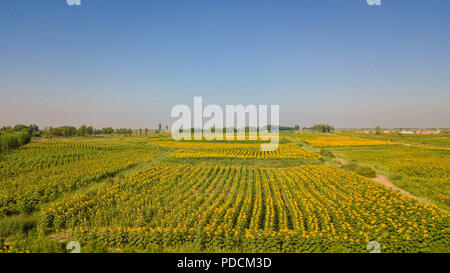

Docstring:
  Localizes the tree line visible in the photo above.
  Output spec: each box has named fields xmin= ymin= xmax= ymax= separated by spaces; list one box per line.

xmin=0 ymin=124 xmax=36 ymax=152
xmin=184 ymin=125 xmax=300 ymax=134
xmin=303 ymin=124 xmax=335 ymax=133
xmin=0 ymin=124 xmax=142 ymax=152
xmin=43 ymin=126 xmax=133 ymax=137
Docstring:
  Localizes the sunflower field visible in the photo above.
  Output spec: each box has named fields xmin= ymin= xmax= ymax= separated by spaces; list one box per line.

xmin=0 ymin=138 xmax=160 ymax=216
xmin=39 ymin=162 xmax=449 ymax=252
xmin=294 ymin=134 xmax=398 ymax=147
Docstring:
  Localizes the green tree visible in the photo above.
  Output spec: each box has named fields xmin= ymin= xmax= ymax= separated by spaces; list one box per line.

xmin=101 ymin=127 xmax=114 ymax=134
xmin=0 ymin=131 xmax=31 ymax=152
xmin=375 ymin=126 xmax=382 ymax=135
xmin=78 ymin=125 xmax=87 ymax=136
xmin=311 ymin=124 xmax=334 ymax=133
xmin=86 ymin=126 xmax=93 ymax=135
xmin=13 ymin=124 xmax=28 ymax=132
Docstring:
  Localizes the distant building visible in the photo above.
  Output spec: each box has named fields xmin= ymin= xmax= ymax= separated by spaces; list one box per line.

xmin=420 ymin=130 xmax=440 ymax=134
xmin=399 ymin=130 xmax=440 ymax=135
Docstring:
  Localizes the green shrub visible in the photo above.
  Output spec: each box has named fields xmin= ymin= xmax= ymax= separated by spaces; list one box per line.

xmin=391 ymin=174 xmax=403 ymax=180
xmin=355 ymin=165 xmax=376 ymax=178
xmin=327 ymin=243 xmax=351 ymax=253
xmin=0 ymin=132 xmax=31 ymax=152
xmin=342 ymin=163 xmax=376 ymax=178
xmin=82 ymin=240 xmax=108 ymax=253
xmin=319 ymin=148 xmax=335 ymax=158
xmin=11 ymin=233 xmax=65 ymax=253
xmin=122 ymin=246 xmax=137 ymax=253
xmin=144 ymin=242 xmax=163 ymax=253
xmin=0 ymin=216 xmax=37 ymax=237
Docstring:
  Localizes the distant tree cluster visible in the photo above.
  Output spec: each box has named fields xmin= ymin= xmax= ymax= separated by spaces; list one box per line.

xmin=115 ymin=128 xmax=133 ymax=135
xmin=0 ymin=124 xmax=37 ymax=152
xmin=92 ymin=127 xmax=113 ymax=135
xmin=375 ymin=126 xmax=383 ymax=135
xmin=45 ymin=126 xmax=78 ymax=137
xmin=0 ymin=124 xmax=41 ymax=137
xmin=43 ymin=126 xmax=134 ymax=137
xmin=0 ymin=124 xmax=137 ymax=143
xmin=0 ymin=132 xmax=31 ymax=152
xmin=309 ymin=124 xmax=334 ymax=133
xmin=183 ymin=125 xmax=297 ymax=134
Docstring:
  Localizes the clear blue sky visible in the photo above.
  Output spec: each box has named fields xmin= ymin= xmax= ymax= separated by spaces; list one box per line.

xmin=1 ymin=0 xmax=449 ymax=128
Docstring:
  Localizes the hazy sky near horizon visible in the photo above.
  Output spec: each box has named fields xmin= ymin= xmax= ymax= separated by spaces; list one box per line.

xmin=1 ymin=0 xmax=449 ymax=129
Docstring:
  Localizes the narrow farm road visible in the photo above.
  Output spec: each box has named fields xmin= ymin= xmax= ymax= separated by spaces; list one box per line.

xmin=334 ymin=156 xmax=449 ymax=212
xmin=372 ymin=174 xmax=429 ymax=203
xmin=372 ymin=174 xmax=450 ymax=213
xmin=333 ymin=157 xmax=347 ymax=166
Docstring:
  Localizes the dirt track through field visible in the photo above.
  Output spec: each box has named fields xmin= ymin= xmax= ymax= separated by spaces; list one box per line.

xmin=372 ymin=174 xmax=431 ymax=204
xmin=372 ymin=174 xmax=450 ymax=212
xmin=332 ymin=156 xmax=438 ymax=208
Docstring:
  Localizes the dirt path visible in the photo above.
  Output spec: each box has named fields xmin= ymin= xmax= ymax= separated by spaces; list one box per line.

xmin=373 ymin=175 xmax=450 ymax=213
xmin=372 ymin=174 xmax=431 ymax=204
xmin=333 ymin=157 xmax=347 ymax=166
xmin=333 ymin=157 xmax=438 ymax=208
